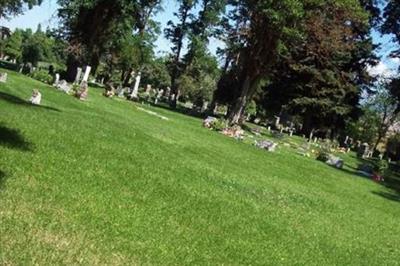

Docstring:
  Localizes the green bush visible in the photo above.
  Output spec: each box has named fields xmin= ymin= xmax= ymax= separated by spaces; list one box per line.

xmin=374 ymin=160 xmax=389 ymax=176
xmin=210 ymin=119 xmax=227 ymax=131
xmin=316 ymin=152 xmax=330 ymax=162
xmin=29 ymin=70 xmax=53 ymax=84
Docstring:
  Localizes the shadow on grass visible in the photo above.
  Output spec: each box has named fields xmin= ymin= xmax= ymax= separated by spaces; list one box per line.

xmin=145 ymin=101 xmax=206 ymax=119
xmin=0 ymin=91 xmax=61 ymax=112
xmin=338 ymin=157 xmax=400 ymax=203
xmin=0 ymin=124 xmax=34 ymax=151
xmin=0 ymin=170 xmax=6 ymax=190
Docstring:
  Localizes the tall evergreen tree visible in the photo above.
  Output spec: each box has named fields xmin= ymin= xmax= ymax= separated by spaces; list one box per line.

xmin=258 ymin=0 xmax=377 ymax=137
xmin=164 ymin=0 xmax=197 ymax=107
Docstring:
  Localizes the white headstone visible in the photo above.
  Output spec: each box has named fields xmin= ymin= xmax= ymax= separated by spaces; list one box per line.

xmin=275 ymin=116 xmax=280 ymax=127
xmin=53 ymin=73 xmax=60 ymax=86
xmin=130 ymin=72 xmax=141 ymax=99
xmin=82 ymin=66 xmax=91 ymax=83
xmin=75 ymin=67 xmax=82 ymax=84
xmin=201 ymin=101 xmax=209 ymax=113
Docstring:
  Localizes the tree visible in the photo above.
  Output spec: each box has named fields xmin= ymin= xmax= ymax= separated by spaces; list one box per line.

xmin=178 ymin=52 xmax=220 ymax=106
xmin=141 ymin=57 xmax=171 ymax=90
xmin=0 ymin=0 xmax=42 ymax=18
xmin=164 ymin=0 xmax=197 ymax=107
xmin=346 ymin=107 xmax=380 ymax=146
xmin=3 ymin=30 xmax=23 ymax=61
xmin=366 ymin=83 xmax=400 ymax=151
xmin=381 ymin=0 xmax=400 ymax=58
xmin=218 ymin=0 xmax=305 ymax=125
xmin=261 ymin=0 xmax=376 ymax=137
xmin=57 ymin=0 xmax=161 ymax=80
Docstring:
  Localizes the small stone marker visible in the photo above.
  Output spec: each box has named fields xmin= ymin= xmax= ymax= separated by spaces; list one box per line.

xmin=29 ymin=89 xmax=41 ymax=105
xmin=0 ymin=72 xmax=7 ymax=83
xmin=256 ymin=140 xmax=278 ymax=152
xmin=57 ymin=80 xmax=71 ymax=94
xmin=325 ymin=155 xmax=344 ymax=169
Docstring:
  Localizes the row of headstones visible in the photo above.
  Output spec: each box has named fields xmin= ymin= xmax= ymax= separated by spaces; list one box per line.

xmin=53 ymin=66 xmax=92 ymax=94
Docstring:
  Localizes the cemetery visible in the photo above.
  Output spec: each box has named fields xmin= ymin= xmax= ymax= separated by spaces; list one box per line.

xmin=1 ymin=0 xmax=400 ymax=265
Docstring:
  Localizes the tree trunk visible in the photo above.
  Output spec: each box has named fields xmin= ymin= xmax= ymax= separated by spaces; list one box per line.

xmin=227 ymin=76 xmax=253 ymax=125
xmin=65 ymin=55 xmax=80 ymax=82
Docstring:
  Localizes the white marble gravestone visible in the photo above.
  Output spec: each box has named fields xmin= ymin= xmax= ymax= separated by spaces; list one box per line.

xmin=130 ymin=72 xmax=141 ymax=99
xmin=75 ymin=67 xmax=82 ymax=84
xmin=82 ymin=66 xmax=91 ymax=83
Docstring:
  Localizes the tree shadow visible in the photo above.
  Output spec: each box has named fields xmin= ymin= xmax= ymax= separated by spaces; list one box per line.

xmin=0 ymin=170 xmax=6 ymax=190
xmin=0 ymin=91 xmax=61 ymax=112
xmin=338 ymin=158 xmax=400 ymax=203
xmin=144 ymin=101 xmax=206 ymax=119
xmin=372 ymin=191 xmax=400 ymax=203
xmin=0 ymin=124 xmax=34 ymax=151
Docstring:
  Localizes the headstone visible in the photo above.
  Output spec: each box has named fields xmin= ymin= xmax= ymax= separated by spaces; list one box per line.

xmin=57 ymin=80 xmax=71 ymax=94
xmin=357 ymin=143 xmax=369 ymax=158
xmin=358 ymin=164 xmax=374 ymax=177
xmin=165 ymin=87 xmax=171 ymax=99
xmin=116 ymin=86 xmax=126 ymax=98
xmin=82 ymin=66 xmax=91 ymax=83
xmin=326 ymin=155 xmax=344 ymax=169
xmin=76 ymin=81 xmax=88 ymax=100
xmin=289 ymin=130 xmax=294 ymax=137
xmin=203 ymin=116 xmax=218 ymax=128
xmin=29 ymin=89 xmax=41 ymax=105
xmin=130 ymin=72 xmax=141 ymax=99
xmin=154 ymin=89 xmax=164 ymax=104
xmin=104 ymin=82 xmax=115 ymax=98
xmin=256 ymin=140 xmax=278 ymax=152
xmin=53 ymin=73 xmax=60 ymax=86
xmin=74 ymin=67 xmax=83 ymax=84
xmin=267 ymin=126 xmax=271 ymax=132
xmin=213 ymin=103 xmax=219 ymax=115
xmin=275 ymin=116 xmax=280 ymax=127
xmin=0 ymin=73 xmax=7 ymax=83
xmin=201 ymin=101 xmax=209 ymax=113
xmin=145 ymin=84 xmax=152 ymax=95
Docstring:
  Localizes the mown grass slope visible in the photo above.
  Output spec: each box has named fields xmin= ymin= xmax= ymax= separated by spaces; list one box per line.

xmin=1 ymin=69 xmax=399 ymax=265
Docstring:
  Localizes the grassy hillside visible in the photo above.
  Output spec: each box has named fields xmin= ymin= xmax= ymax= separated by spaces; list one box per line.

xmin=1 ymin=69 xmax=399 ymax=265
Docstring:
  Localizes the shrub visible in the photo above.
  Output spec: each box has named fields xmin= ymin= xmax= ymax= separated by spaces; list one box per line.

xmin=29 ymin=70 xmax=53 ymax=84
xmin=210 ymin=119 xmax=227 ymax=131
xmin=316 ymin=151 xmax=330 ymax=162
xmin=374 ymin=160 xmax=389 ymax=176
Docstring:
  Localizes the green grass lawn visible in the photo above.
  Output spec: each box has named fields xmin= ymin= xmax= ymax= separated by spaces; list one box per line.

xmin=1 ymin=69 xmax=400 ymax=265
